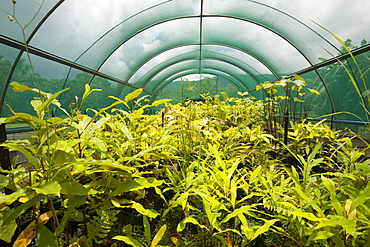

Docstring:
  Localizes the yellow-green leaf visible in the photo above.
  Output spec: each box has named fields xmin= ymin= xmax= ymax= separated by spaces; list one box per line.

xmin=124 ymin=88 xmax=143 ymax=103
xmin=113 ymin=236 xmax=144 ymax=247
xmin=308 ymin=88 xmax=320 ymax=95
xmin=151 ymin=99 xmax=172 ymax=107
xmin=10 ymin=82 xmax=33 ymax=92
xmin=151 ymin=224 xmax=167 ymax=247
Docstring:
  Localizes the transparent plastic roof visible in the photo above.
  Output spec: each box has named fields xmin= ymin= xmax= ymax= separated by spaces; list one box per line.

xmin=1 ymin=0 xmax=370 ymax=120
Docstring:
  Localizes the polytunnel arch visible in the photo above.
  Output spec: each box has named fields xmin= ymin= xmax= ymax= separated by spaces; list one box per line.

xmin=0 ymin=1 xmax=339 ymax=106
xmin=119 ymin=65 xmax=250 ymax=100
xmin=134 ymin=57 xmax=260 ymax=90
xmin=154 ymin=69 xmax=248 ymax=95
xmin=137 ymin=60 xmax=253 ymax=92
xmin=151 ymin=73 xmax=244 ymax=103
xmin=125 ymin=44 xmax=278 ymax=87
xmin=98 ymin=16 xmax=310 ymax=82
xmin=0 ymin=0 xmax=369 ymax=121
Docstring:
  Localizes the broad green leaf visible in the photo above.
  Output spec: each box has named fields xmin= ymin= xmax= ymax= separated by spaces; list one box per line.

xmin=127 ymin=145 xmax=167 ymax=163
xmin=143 ymin=216 xmax=151 ymax=245
xmin=111 ymin=199 xmax=159 ymax=218
xmin=60 ymin=181 xmax=89 ymax=196
xmin=10 ymin=81 xmax=33 ymax=92
xmin=124 ymin=88 xmax=143 ymax=103
xmin=357 ymin=162 xmax=370 ymax=175
xmin=122 ymin=224 xmax=133 ymax=235
xmin=4 ymin=194 xmax=45 ymax=225
xmin=221 ymin=205 xmax=256 ymax=224
xmin=321 ymin=176 xmax=343 ymax=215
xmin=0 ymin=219 xmax=17 ymax=243
xmin=89 ymin=137 xmax=107 ymax=152
xmin=151 ymin=224 xmax=167 ymax=247
xmin=291 ymin=210 xmax=320 ymax=222
xmin=350 ymin=181 xmax=370 ymax=212
xmin=177 ymin=217 xmax=209 ymax=232
xmin=0 ymin=174 xmax=16 ymax=191
xmin=316 ymin=216 xmax=356 ymax=235
xmin=311 ymin=230 xmax=334 ymax=240
xmin=2 ymin=142 xmax=38 ymax=168
xmin=151 ymin=99 xmax=172 ymax=107
xmin=306 ymin=230 xmax=334 ymax=246
xmin=13 ymin=211 xmax=54 ymax=247
xmin=0 ymin=189 xmax=26 ymax=206
xmin=33 ymin=181 xmax=61 ymax=195
xmin=253 ymin=219 xmax=279 ymax=241
xmin=132 ymin=202 xmax=160 ymax=218
xmin=113 ymin=236 xmax=144 ymax=247
xmin=249 ymin=166 xmax=262 ymax=184
xmin=55 ymin=196 xmax=86 ymax=235
xmin=36 ymin=224 xmax=57 ymax=247
xmin=35 ymin=87 xmax=70 ymax=116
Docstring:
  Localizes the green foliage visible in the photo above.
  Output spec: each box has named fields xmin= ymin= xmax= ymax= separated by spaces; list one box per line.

xmin=0 ymin=80 xmax=369 ymax=247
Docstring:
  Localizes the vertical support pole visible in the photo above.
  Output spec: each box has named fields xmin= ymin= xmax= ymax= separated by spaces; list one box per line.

xmin=0 ymin=124 xmax=11 ymax=171
xmin=284 ymin=111 xmax=289 ymax=146
xmin=0 ymin=124 xmax=12 ymax=197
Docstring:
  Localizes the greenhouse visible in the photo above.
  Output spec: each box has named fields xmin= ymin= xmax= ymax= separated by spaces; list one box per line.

xmin=0 ymin=0 xmax=370 ymax=246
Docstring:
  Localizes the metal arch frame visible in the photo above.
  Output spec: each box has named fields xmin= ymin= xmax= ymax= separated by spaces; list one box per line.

xmin=94 ymin=15 xmax=335 ymax=108
xmin=152 ymin=67 xmax=250 ymax=94
xmin=75 ymin=0 xmax=340 ymax=74
xmin=130 ymin=58 xmax=253 ymax=94
xmin=90 ymin=14 xmax=307 ymax=82
xmin=0 ymin=0 xmax=157 ymax=115
xmin=132 ymin=57 xmax=261 ymax=90
xmin=151 ymin=68 xmax=251 ymax=103
xmin=124 ymin=43 xmax=277 ymax=86
xmin=150 ymin=70 xmax=245 ymax=103
xmin=0 ymin=0 xmax=66 ymax=116
xmin=153 ymin=69 xmax=244 ymax=94
xmin=131 ymin=54 xmax=263 ymax=91
xmin=1 ymin=1 xmax=340 ymax=113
